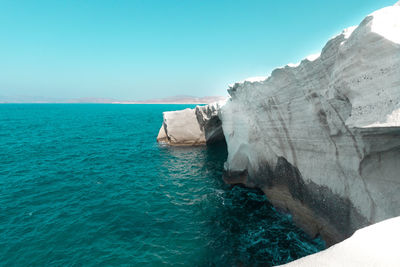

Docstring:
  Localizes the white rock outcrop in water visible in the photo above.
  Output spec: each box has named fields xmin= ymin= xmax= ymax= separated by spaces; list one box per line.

xmin=157 ymin=1 xmax=400 ymax=247
xmin=281 ymin=216 xmax=400 ymax=266
xmin=157 ymin=100 xmax=226 ymax=145
xmin=221 ymin=2 xmax=400 ymax=245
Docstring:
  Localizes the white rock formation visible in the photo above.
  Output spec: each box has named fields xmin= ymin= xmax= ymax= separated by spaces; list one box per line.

xmin=157 ymin=100 xmax=226 ymax=145
xmin=220 ymin=2 xmax=400 ymax=244
xmin=157 ymin=1 xmax=400 ymax=248
xmin=157 ymin=108 xmax=205 ymax=145
xmin=281 ymin=216 xmax=400 ymax=267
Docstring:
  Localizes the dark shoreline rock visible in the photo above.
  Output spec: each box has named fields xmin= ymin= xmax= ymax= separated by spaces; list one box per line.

xmin=223 ymin=157 xmax=369 ymax=247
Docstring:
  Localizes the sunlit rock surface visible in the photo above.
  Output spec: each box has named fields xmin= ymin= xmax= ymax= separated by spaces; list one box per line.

xmin=156 ymin=1 xmax=400 ymax=249
xmin=221 ymin=2 xmax=400 ymax=245
xmin=281 ymin=216 xmax=400 ymax=266
xmin=157 ymin=101 xmax=226 ymax=146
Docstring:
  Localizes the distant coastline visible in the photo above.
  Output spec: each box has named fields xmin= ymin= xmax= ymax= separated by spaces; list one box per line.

xmin=0 ymin=95 xmax=227 ymax=104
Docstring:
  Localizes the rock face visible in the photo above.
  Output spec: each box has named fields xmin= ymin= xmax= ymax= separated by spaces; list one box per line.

xmin=157 ymin=101 xmax=226 ymax=146
xmin=157 ymin=2 xmax=400 ymax=248
xmin=281 ymin=216 xmax=400 ymax=266
xmin=220 ymin=3 xmax=400 ymax=245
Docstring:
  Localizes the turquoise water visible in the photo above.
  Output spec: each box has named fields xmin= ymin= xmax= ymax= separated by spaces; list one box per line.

xmin=0 ymin=104 xmax=324 ymax=266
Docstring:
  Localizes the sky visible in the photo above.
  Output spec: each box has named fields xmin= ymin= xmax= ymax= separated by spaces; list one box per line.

xmin=0 ymin=0 xmax=396 ymax=101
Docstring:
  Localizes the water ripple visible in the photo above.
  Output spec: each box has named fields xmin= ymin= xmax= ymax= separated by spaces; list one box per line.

xmin=0 ymin=104 xmax=324 ymax=266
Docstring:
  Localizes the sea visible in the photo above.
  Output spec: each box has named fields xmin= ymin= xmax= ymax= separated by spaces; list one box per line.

xmin=0 ymin=104 xmax=324 ymax=266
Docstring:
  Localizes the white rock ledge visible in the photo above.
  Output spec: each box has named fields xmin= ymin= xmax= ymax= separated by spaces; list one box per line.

xmin=280 ymin=216 xmax=400 ymax=267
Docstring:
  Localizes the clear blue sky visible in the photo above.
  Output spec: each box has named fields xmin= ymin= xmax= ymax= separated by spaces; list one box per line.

xmin=0 ymin=0 xmax=395 ymax=100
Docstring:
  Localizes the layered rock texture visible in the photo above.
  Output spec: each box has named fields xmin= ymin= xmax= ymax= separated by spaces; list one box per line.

xmin=221 ymin=2 xmax=400 ymax=245
xmin=157 ymin=2 xmax=400 ymax=248
xmin=157 ymin=101 xmax=225 ymax=145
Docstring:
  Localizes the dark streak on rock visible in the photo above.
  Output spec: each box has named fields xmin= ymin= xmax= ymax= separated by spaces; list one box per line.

xmin=223 ymin=157 xmax=370 ymax=247
xmin=270 ymin=97 xmax=298 ymax=166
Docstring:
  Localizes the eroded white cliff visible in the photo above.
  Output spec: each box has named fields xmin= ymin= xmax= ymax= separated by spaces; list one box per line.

xmin=157 ymin=100 xmax=226 ymax=145
xmin=221 ymin=2 xmax=400 ymax=244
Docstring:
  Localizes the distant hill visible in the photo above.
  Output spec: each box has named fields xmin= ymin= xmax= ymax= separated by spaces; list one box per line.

xmin=0 ymin=95 xmax=227 ymax=104
xmin=116 ymin=95 xmax=227 ymax=104
xmin=0 ymin=96 xmax=119 ymax=103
